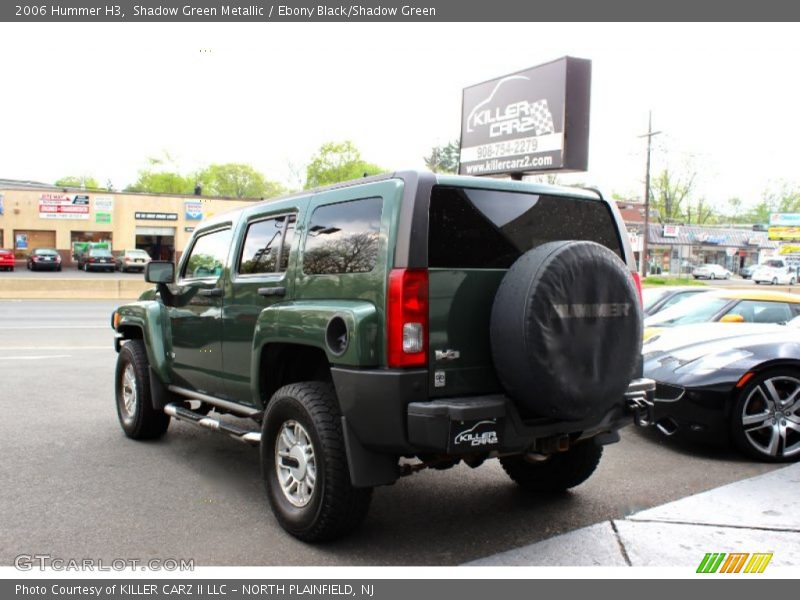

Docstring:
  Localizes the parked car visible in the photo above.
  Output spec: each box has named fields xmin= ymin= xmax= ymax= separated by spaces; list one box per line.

xmin=644 ymin=289 xmax=800 ymax=340
xmin=740 ymin=264 xmax=758 ymax=279
xmin=0 ymin=249 xmax=15 ymax=271
xmin=26 ymin=248 xmax=62 ymax=271
xmin=78 ymin=248 xmax=115 ymax=272
xmin=114 ymin=249 xmax=151 ymax=273
xmin=642 ymin=286 xmax=713 ymax=317
xmin=110 ymin=170 xmax=655 ymax=541
xmin=692 ymin=263 xmax=731 ymax=280
xmin=752 ymin=259 xmax=797 ymax=285
xmin=644 ymin=323 xmax=800 ymax=461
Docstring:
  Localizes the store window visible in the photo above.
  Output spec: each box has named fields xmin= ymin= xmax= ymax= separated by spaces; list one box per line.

xmin=70 ymin=231 xmax=113 ymax=259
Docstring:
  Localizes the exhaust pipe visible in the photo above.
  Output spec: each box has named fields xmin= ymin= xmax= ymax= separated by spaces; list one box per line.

xmin=656 ymin=417 xmax=678 ymax=437
xmin=164 ymin=403 xmax=261 ymax=445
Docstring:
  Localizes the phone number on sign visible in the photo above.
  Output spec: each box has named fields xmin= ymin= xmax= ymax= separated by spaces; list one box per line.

xmin=476 ymin=138 xmax=539 ymax=159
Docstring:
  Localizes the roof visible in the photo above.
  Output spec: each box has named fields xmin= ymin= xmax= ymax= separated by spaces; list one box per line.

xmin=647 ymin=223 xmax=777 ymax=249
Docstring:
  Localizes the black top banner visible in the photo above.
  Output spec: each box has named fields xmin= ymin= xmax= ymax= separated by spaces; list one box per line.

xmin=3 ymin=0 xmax=800 ymax=21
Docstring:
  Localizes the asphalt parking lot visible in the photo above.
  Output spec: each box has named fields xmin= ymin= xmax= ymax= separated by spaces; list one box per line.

xmin=0 ymin=300 xmax=781 ymax=566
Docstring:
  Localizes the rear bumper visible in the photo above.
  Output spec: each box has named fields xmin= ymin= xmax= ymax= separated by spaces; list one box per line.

xmin=331 ymin=366 xmax=655 ymax=455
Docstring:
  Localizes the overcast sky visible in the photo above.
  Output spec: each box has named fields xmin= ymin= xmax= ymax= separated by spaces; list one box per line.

xmin=2 ymin=22 xmax=799 ymax=208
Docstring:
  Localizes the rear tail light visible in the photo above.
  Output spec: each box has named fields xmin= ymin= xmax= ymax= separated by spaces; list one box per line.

xmin=631 ymin=271 xmax=643 ymax=305
xmin=387 ymin=268 xmax=428 ymax=368
xmin=89 ymin=257 xmax=97 ymax=263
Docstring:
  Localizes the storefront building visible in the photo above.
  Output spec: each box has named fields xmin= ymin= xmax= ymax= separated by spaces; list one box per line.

xmin=646 ymin=223 xmax=777 ymax=275
xmin=0 ymin=179 xmax=258 ymax=265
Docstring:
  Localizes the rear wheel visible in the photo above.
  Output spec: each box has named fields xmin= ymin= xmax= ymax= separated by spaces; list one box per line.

xmin=115 ymin=340 xmax=170 ymax=439
xmin=731 ymin=369 xmax=800 ymax=462
xmin=500 ymin=442 xmax=603 ymax=492
xmin=710 ymin=273 xmax=716 ymax=280
xmin=261 ymin=382 xmax=372 ymax=542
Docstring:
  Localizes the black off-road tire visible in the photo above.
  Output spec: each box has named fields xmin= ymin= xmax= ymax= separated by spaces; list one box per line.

xmin=115 ymin=339 xmax=171 ymax=440
xmin=262 ymin=382 xmax=373 ymax=542
xmin=500 ymin=442 xmax=603 ymax=492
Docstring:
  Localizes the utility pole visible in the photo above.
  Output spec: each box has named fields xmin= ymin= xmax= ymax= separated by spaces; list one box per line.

xmin=639 ymin=111 xmax=662 ymax=277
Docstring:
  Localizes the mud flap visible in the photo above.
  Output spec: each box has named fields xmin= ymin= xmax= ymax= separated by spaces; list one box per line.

xmin=341 ymin=417 xmax=400 ymax=488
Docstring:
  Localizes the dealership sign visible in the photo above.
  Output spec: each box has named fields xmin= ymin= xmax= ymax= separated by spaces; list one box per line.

xmin=459 ymin=56 xmax=591 ymax=176
xmin=39 ymin=193 xmax=90 ymax=220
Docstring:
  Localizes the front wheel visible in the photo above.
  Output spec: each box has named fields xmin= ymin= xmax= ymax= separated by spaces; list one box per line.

xmin=710 ymin=273 xmax=716 ymax=280
xmin=115 ymin=339 xmax=170 ymax=439
xmin=731 ymin=369 xmax=800 ymax=462
xmin=261 ymin=382 xmax=373 ymax=542
xmin=772 ymin=277 xmax=778 ymax=285
xmin=500 ymin=442 xmax=603 ymax=492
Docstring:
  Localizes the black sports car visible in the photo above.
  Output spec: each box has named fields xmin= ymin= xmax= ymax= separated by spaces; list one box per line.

xmin=643 ymin=322 xmax=800 ymax=462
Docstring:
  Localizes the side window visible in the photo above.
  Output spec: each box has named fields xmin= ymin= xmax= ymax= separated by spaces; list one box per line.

xmin=729 ymin=300 xmax=792 ymax=324
xmin=661 ymin=292 xmax=692 ymax=310
xmin=303 ymin=197 xmax=383 ymax=275
xmin=239 ymin=214 xmax=296 ymax=275
xmin=182 ymin=228 xmax=232 ymax=280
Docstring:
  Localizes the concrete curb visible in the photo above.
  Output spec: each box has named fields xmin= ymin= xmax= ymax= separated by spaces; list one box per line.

xmin=0 ymin=278 xmax=151 ymax=299
xmin=466 ymin=463 xmax=800 ymax=567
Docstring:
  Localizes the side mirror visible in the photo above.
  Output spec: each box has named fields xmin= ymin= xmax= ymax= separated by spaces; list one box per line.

xmin=145 ymin=261 xmax=175 ymax=284
xmin=720 ymin=314 xmax=745 ymax=323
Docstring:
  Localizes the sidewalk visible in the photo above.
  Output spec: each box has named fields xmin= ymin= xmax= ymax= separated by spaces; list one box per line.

xmin=468 ymin=463 xmax=800 ymax=567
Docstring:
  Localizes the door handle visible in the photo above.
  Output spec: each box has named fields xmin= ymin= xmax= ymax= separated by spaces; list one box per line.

xmin=198 ymin=288 xmax=223 ymax=297
xmin=258 ymin=286 xmax=286 ymax=297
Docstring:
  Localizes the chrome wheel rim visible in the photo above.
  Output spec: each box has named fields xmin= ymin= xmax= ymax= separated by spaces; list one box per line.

xmin=275 ymin=420 xmax=317 ymax=507
xmin=742 ymin=376 xmax=800 ymax=458
xmin=120 ymin=364 xmax=137 ymax=423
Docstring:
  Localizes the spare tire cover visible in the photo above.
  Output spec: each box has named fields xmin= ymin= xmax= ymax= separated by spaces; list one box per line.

xmin=490 ymin=240 xmax=642 ymax=421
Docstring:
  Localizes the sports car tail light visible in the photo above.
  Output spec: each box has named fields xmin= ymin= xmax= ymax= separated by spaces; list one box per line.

xmin=387 ymin=268 xmax=428 ymax=368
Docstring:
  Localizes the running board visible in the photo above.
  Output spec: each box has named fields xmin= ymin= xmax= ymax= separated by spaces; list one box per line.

xmin=167 ymin=385 xmax=261 ymax=417
xmin=164 ymin=403 xmax=261 ymax=445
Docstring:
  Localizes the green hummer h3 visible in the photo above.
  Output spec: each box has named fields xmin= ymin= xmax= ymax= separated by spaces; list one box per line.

xmin=112 ymin=171 xmax=655 ymax=542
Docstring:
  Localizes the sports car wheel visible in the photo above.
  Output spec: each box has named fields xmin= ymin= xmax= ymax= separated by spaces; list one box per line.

xmin=731 ymin=369 xmax=800 ymax=462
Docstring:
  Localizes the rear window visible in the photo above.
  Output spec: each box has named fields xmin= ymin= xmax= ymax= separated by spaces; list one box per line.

xmin=428 ymin=186 xmax=622 ymax=269
xmin=34 ymin=249 xmax=57 ymax=255
xmin=89 ymin=249 xmax=112 ymax=257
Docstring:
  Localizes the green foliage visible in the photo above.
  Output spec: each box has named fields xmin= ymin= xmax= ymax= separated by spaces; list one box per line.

xmin=424 ymin=139 xmax=460 ymax=174
xmin=650 ymin=169 xmax=696 ymax=223
xmin=54 ymin=175 xmax=100 ymax=189
xmin=124 ymin=171 xmax=195 ymax=195
xmin=196 ymin=163 xmax=285 ymax=199
xmin=305 ymin=141 xmax=383 ymax=189
xmin=643 ymin=277 xmax=705 ymax=286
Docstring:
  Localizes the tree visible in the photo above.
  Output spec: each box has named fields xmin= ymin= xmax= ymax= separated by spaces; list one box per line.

xmin=684 ymin=197 xmax=716 ymax=225
xmin=423 ymin=139 xmax=460 ymax=174
xmin=55 ymin=175 xmax=100 ymax=189
xmin=649 ymin=168 xmax=696 ymax=223
xmin=196 ymin=163 xmax=285 ymax=198
xmin=125 ymin=171 xmax=195 ymax=195
xmin=304 ymin=141 xmax=383 ymax=189
xmin=124 ymin=153 xmax=195 ymax=195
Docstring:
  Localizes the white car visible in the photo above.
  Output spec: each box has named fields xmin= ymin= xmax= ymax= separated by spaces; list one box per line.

xmin=752 ymin=260 xmax=797 ymax=285
xmin=692 ymin=264 xmax=730 ymax=280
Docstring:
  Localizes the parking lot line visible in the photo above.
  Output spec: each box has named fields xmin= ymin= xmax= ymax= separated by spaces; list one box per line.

xmin=0 ymin=325 xmax=107 ymax=329
xmin=0 ymin=355 xmax=72 ymax=360
xmin=0 ymin=346 xmax=108 ymax=350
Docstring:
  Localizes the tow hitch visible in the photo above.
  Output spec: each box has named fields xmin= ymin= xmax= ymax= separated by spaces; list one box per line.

xmin=625 ymin=378 xmax=656 ymax=427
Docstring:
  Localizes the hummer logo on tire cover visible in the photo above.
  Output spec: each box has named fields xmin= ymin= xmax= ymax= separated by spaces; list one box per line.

xmin=553 ymin=303 xmax=631 ymax=318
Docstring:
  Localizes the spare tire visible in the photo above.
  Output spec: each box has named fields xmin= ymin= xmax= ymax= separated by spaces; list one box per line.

xmin=490 ymin=240 xmax=642 ymax=421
